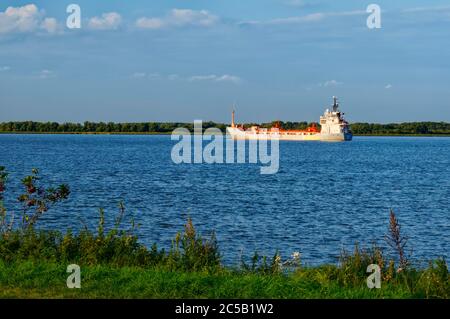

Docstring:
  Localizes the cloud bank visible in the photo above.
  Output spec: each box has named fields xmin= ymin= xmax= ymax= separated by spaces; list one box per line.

xmin=0 ymin=4 xmax=61 ymax=34
xmin=320 ymin=80 xmax=343 ymax=87
xmin=88 ymin=12 xmax=122 ymax=30
xmin=189 ymin=74 xmax=242 ymax=84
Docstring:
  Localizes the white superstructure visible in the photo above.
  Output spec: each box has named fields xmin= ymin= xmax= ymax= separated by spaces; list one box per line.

xmin=318 ymin=97 xmax=353 ymax=141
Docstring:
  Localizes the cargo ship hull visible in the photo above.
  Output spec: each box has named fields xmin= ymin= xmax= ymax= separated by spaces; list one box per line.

xmin=318 ymin=132 xmax=353 ymax=142
xmin=226 ymin=128 xmax=352 ymax=141
xmin=226 ymin=127 xmax=322 ymax=141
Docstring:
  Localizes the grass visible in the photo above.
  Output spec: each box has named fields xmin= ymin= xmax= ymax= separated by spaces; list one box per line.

xmin=0 ymin=261 xmax=438 ymax=299
xmin=0 ymin=228 xmax=448 ymax=299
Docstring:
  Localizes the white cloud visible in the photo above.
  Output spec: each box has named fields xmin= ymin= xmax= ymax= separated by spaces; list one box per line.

xmin=189 ymin=75 xmax=218 ymax=81
xmin=136 ymin=9 xmax=218 ymax=30
xmin=320 ymin=80 xmax=343 ymax=87
xmin=136 ymin=17 xmax=164 ymax=30
xmin=0 ymin=4 xmax=41 ymax=34
xmin=40 ymin=17 xmax=61 ymax=34
xmin=170 ymin=9 xmax=218 ymax=27
xmin=131 ymin=72 xmax=161 ymax=79
xmin=0 ymin=66 xmax=11 ymax=71
xmin=215 ymin=75 xmax=242 ymax=84
xmin=132 ymin=72 xmax=147 ymax=78
xmin=242 ymin=10 xmax=365 ymax=26
xmin=88 ymin=12 xmax=122 ymax=30
xmin=189 ymin=74 xmax=242 ymax=84
xmin=0 ymin=4 xmax=60 ymax=34
xmin=168 ymin=74 xmax=181 ymax=81
xmin=402 ymin=5 xmax=450 ymax=13
xmin=385 ymin=84 xmax=393 ymax=89
xmin=270 ymin=13 xmax=325 ymax=24
xmin=38 ymin=69 xmax=55 ymax=79
xmin=131 ymin=72 xmax=241 ymax=83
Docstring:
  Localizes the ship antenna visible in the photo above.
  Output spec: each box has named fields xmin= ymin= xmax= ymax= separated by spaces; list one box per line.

xmin=333 ymin=96 xmax=338 ymax=111
xmin=231 ymin=104 xmax=236 ymax=128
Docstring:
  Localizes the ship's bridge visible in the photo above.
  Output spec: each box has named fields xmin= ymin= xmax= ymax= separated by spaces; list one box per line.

xmin=319 ymin=97 xmax=351 ymax=136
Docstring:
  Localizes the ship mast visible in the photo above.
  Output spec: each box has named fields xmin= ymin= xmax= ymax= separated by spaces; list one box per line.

xmin=231 ymin=109 xmax=235 ymax=128
xmin=332 ymin=96 xmax=339 ymax=112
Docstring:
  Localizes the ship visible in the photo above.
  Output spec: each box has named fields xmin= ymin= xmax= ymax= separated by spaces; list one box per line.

xmin=226 ymin=97 xmax=353 ymax=141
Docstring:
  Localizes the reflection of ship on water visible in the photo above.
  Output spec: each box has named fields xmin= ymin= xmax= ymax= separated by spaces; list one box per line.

xmin=226 ymin=97 xmax=353 ymax=141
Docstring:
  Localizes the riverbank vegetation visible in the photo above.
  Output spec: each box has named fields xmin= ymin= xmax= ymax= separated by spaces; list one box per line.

xmin=0 ymin=167 xmax=448 ymax=298
xmin=1 ymin=121 xmax=450 ymax=136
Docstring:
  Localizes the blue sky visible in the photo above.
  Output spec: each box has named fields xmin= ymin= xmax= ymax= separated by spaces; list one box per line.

xmin=0 ymin=0 xmax=450 ymax=123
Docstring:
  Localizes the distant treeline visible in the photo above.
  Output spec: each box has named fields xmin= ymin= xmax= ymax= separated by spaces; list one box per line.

xmin=0 ymin=121 xmax=226 ymax=133
xmin=350 ymin=122 xmax=450 ymax=135
xmin=0 ymin=121 xmax=449 ymax=135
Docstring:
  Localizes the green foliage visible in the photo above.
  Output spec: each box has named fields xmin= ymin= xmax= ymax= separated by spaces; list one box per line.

xmin=0 ymin=121 xmax=226 ymax=134
xmin=350 ymin=122 xmax=450 ymax=135
xmin=1 ymin=167 xmax=70 ymax=232
xmin=240 ymin=251 xmax=282 ymax=275
xmin=166 ymin=218 xmax=221 ymax=272
xmin=1 ymin=121 xmax=449 ymax=135
xmin=0 ymin=167 xmax=9 ymax=233
xmin=415 ymin=258 xmax=450 ymax=298
xmin=0 ymin=208 xmax=219 ymax=271
xmin=16 ymin=169 xmax=70 ymax=229
xmin=338 ymin=244 xmax=387 ymax=286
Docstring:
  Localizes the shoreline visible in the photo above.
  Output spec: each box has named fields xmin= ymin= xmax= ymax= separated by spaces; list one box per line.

xmin=1 ymin=131 xmax=450 ymax=137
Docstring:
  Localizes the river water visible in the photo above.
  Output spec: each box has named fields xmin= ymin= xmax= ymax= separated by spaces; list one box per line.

xmin=0 ymin=134 xmax=448 ymax=265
